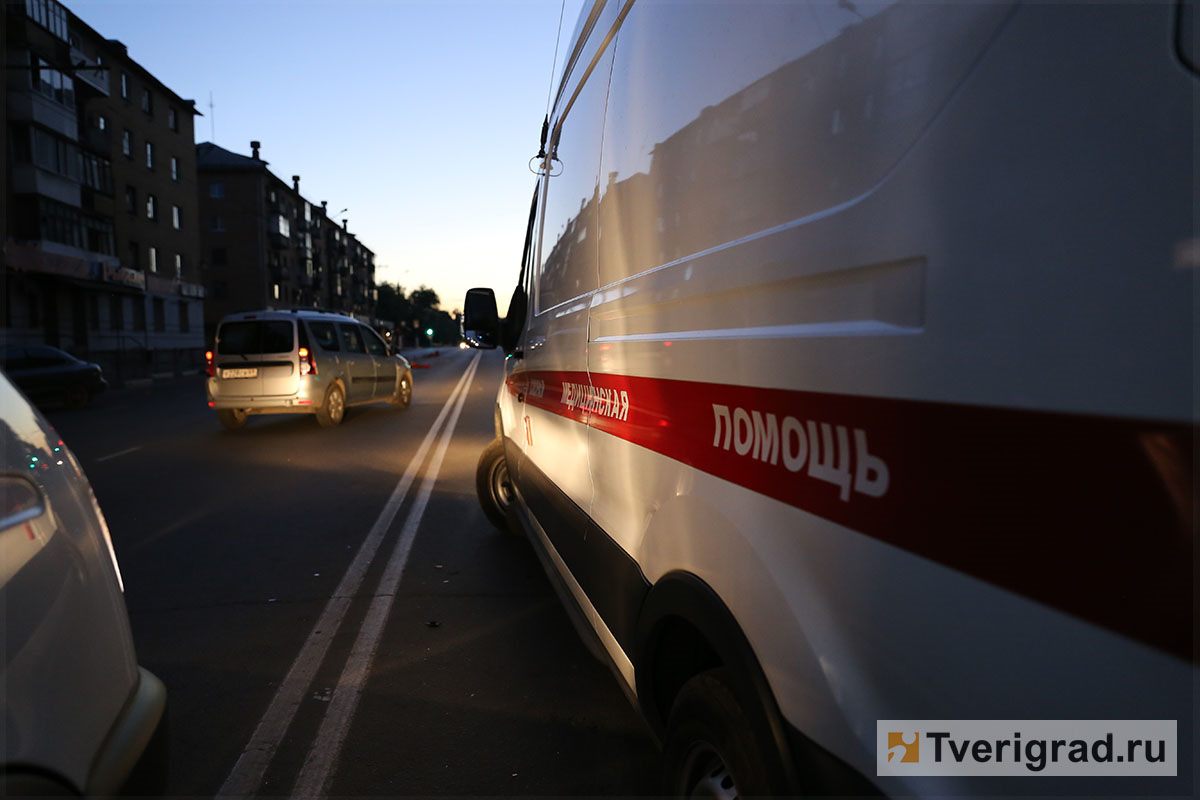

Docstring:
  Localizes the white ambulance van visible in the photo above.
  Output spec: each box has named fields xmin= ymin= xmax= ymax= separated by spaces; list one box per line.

xmin=464 ymin=1 xmax=1196 ymax=795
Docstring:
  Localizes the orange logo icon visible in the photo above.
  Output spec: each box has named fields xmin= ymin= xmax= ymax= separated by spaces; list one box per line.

xmin=887 ymin=732 xmax=919 ymax=763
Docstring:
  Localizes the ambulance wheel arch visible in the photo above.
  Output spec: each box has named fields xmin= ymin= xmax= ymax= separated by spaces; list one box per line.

xmin=635 ymin=571 xmax=798 ymax=794
xmin=635 ymin=571 xmax=882 ymax=797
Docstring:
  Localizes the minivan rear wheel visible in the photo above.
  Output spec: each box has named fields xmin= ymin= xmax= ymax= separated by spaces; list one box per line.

xmin=316 ymin=384 xmax=345 ymax=427
xmin=476 ymin=438 xmax=517 ymax=533
xmin=217 ymin=408 xmax=249 ymax=430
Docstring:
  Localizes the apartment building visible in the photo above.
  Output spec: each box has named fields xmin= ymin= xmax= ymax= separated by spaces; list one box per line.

xmin=4 ymin=0 xmax=205 ymax=383
xmin=196 ymin=141 xmax=376 ymax=343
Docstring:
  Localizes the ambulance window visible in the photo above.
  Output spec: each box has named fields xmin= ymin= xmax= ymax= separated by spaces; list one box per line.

xmin=536 ymin=48 xmax=612 ymax=315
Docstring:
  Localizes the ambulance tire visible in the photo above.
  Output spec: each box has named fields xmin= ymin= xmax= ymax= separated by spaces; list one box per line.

xmin=476 ymin=438 xmax=517 ymax=534
xmin=663 ymin=667 xmax=777 ymax=798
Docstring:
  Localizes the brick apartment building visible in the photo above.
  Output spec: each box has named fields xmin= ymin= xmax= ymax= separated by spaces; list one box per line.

xmin=196 ymin=141 xmax=377 ymax=343
xmin=4 ymin=0 xmax=206 ymax=383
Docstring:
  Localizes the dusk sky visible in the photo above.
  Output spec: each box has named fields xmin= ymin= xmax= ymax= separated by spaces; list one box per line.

xmin=66 ymin=0 xmax=584 ymax=314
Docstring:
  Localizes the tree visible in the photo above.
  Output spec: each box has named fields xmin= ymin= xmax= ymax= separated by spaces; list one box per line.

xmin=409 ymin=286 xmax=440 ymax=312
xmin=376 ymin=282 xmax=411 ymax=324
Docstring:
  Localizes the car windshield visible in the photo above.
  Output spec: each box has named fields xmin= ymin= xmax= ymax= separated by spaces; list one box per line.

xmin=217 ymin=321 xmax=294 ymax=355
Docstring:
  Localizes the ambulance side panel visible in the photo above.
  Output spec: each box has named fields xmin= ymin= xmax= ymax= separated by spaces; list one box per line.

xmin=580 ymin=1 xmax=1194 ymax=795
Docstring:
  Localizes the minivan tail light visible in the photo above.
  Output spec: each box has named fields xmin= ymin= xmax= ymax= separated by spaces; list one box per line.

xmin=298 ymin=347 xmax=316 ymax=375
xmin=205 ymin=350 xmax=214 ymax=377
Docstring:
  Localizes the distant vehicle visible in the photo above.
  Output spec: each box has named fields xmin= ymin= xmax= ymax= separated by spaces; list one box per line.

xmin=463 ymin=0 xmax=1195 ymax=796
xmin=207 ymin=309 xmax=413 ymax=430
xmin=0 ymin=344 xmax=107 ymax=409
xmin=0 ymin=371 xmax=167 ymax=795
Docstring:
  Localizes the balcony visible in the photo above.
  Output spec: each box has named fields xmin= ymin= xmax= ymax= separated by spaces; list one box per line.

xmin=10 ymin=164 xmax=80 ymax=206
xmin=69 ymin=46 xmax=110 ymax=95
xmin=268 ymin=232 xmax=289 ymax=250
xmin=8 ymin=91 xmax=77 ymax=140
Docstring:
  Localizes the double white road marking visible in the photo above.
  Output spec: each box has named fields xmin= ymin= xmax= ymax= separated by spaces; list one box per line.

xmin=217 ymin=352 xmax=480 ymax=799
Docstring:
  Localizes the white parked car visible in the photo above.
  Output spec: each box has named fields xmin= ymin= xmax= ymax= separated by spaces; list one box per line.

xmin=0 ymin=372 xmax=167 ymax=796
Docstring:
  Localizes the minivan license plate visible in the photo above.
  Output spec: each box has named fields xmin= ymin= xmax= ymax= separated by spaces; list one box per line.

xmin=222 ymin=368 xmax=258 ymax=379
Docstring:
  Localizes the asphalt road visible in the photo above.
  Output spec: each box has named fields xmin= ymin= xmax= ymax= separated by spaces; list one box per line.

xmin=46 ymin=347 xmax=660 ymax=798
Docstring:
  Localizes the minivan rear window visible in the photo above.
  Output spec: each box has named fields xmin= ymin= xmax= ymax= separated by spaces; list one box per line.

xmin=306 ymin=321 xmax=340 ymax=351
xmin=217 ymin=321 xmax=295 ymax=355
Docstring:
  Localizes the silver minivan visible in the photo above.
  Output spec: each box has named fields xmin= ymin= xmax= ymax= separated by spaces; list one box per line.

xmin=207 ymin=309 xmax=412 ymax=430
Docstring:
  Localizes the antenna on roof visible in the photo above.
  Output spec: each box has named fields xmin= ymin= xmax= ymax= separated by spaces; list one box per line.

xmin=208 ymin=91 xmax=215 ymax=142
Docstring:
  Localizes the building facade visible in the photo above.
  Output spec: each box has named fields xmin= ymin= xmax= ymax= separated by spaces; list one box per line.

xmin=4 ymin=0 xmax=205 ymax=383
xmin=196 ymin=141 xmax=376 ymax=343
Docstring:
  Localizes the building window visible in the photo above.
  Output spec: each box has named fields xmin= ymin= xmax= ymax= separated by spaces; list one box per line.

xmin=148 ymin=246 xmax=158 ymax=273
xmin=133 ymin=298 xmax=146 ymax=331
xmin=120 ymin=72 xmax=129 ymax=99
xmin=174 ymin=253 xmax=182 ymax=277
xmin=81 ymin=151 xmax=113 ymax=194
xmin=25 ymin=0 xmax=69 ymax=41
xmin=97 ymin=114 xmax=107 ymax=131
xmin=141 ymin=88 xmax=153 ymax=115
xmin=209 ymin=182 xmax=225 ymax=198
xmin=109 ymin=294 xmax=124 ymax=331
xmin=211 ymin=216 xmax=225 ymax=232
xmin=273 ymin=284 xmax=280 ymax=301
xmin=153 ymin=298 xmax=165 ymax=332
xmin=125 ymin=185 xmax=136 ymax=213
xmin=26 ymin=126 xmax=82 ymax=181
xmin=170 ymin=156 xmax=179 ymax=181
xmin=168 ymin=108 xmax=178 ymax=131
xmin=179 ymin=300 xmax=190 ymax=332
xmin=127 ymin=240 xmax=139 ymax=270
xmin=172 ymin=206 xmax=181 ymax=230
xmin=145 ymin=140 xmax=154 ymax=169
xmin=146 ymin=194 xmax=157 ymax=220
xmin=30 ymin=56 xmax=75 ymax=108
xmin=122 ymin=129 xmax=132 ymax=157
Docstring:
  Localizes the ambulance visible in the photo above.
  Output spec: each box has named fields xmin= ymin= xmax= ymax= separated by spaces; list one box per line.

xmin=463 ymin=0 xmax=1196 ymax=795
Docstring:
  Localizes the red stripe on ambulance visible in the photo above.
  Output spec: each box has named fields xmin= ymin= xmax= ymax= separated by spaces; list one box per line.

xmin=513 ymin=369 xmax=1193 ymax=662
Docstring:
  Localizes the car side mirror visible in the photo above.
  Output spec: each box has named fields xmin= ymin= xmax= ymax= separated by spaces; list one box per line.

xmin=462 ymin=288 xmax=500 ymax=349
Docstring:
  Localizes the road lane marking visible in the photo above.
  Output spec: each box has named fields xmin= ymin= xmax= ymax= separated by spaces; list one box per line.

xmin=95 ymin=446 xmax=141 ymax=462
xmin=216 ymin=352 xmax=481 ymax=800
xmin=291 ymin=352 xmax=479 ymax=799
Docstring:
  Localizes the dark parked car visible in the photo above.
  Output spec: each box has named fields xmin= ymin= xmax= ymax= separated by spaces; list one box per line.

xmin=0 ymin=345 xmax=107 ymax=409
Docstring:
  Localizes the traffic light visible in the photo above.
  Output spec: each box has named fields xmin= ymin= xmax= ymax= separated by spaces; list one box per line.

xmin=425 ymin=328 xmax=434 ymax=337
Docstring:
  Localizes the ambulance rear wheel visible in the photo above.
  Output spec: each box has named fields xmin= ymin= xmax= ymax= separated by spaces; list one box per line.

xmin=663 ymin=668 xmax=775 ymax=798
xmin=476 ymin=438 xmax=516 ymax=533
